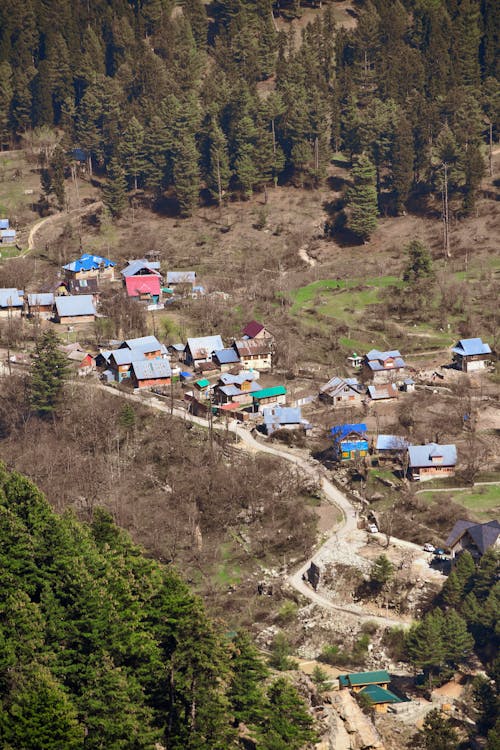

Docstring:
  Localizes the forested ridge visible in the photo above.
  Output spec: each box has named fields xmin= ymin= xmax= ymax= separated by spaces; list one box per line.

xmin=0 ymin=0 xmax=498 ymax=219
xmin=0 ymin=465 xmax=317 ymax=749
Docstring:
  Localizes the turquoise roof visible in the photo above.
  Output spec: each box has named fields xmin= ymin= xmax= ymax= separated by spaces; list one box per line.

xmin=341 ymin=670 xmax=390 ymax=687
xmin=359 ymin=684 xmax=402 ymax=704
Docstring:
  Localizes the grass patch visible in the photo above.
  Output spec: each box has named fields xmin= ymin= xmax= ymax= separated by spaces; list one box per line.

xmin=214 ymin=542 xmax=242 ymax=587
xmin=419 ymin=484 xmax=500 ymax=522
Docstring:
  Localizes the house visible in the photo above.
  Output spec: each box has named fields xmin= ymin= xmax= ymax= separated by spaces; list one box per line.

xmin=213 ymin=348 xmax=240 ymax=371
xmin=185 ymin=335 xmax=224 ymax=369
xmin=242 ymin=320 xmax=273 ymax=340
xmin=402 ymin=378 xmax=415 ymax=392
xmin=0 ymin=288 xmax=24 ymax=317
xmin=339 ymin=670 xmax=391 ymax=693
xmin=121 ymin=260 xmax=162 ymax=303
xmin=252 ymin=385 xmax=287 ymax=412
xmin=119 ymin=336 xmax=164 ymax=359
xmin=63 ymin=253 xmax=115 ymax=282
xmin=408 ymin=443 xmax=457 ymax=481
xmin=54 ymin=295 xmax=96 ymax=324
xmin=166 ymin=271 xmax=196 ymax=291
xmin=193 ymin=378 xmax=212 ymax=399
xmin=363 ymin=349 xmax=406 ymax=384
xmin=358 ymin=685 xmax=403 ymax=714
xmin=319 ymin=376 xmax=364 ymax=406
xmin=109 ymin=348 xmax=144 ymax=382
xmin=367 ymin=383 xmax=399 ymax=401
xmin=445 ymin=519 xmax=500 ymax=561
xmin=57 ymin=277 xmax=99 ymax=300
xmin=26 ymin=293 xmax=55 ymax=318
xmin=66 ymin=350 xmax=95 ymax=377
xmin=376 ymin=435 xmax=410 ymax=458
xmin=331 ymin=423 xmax=369 ymax=461
xmin=0 ymin=222 xmax=16 ymax=245
xmin=131 ymin=358 xmax=172 ymax=389
xmin=262 ymin=406 xmax=311 ymax=436
xmin=233 ymin=338 xmax=272 ymax=371
xmin=452 ymin=338 xmax=492 ymax=372
xmin=214 ymin=373 xmax=261 ymax=406
xmin=168 ymin=343 xmax=186 ymax=362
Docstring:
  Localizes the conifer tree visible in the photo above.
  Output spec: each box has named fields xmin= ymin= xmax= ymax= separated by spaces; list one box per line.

xmin=0 ymin=62 xmax=13 ymax=148
xmin=391 ymin=113 xmax=414 ymax=213
xmin=173 ymin=130 xmax=200 ymax=216
xmin=201 ymin=117 xmax=231 ymax=205
xmin=183 ymin=0 xmax=208 ymax=49
xmin=405 ymin=610 xmax=445 ymax=682
xmin=346 ymin=153 xmax=378 ymax=241
xmin=30 ymin=330 xmax=69 ymax=419
xmin=441 ymin=610 xmax=474 ymax=666
xmin=403 ymin=240 xmax=433 ymax=283
xmin=260 ymin=678 xmax=317 ymax=750
xmin=50 ymin=145 xmax=67 ymax=210
xmin=103 ymin=157 xmax=128 ymax=218
xmin=120 ymin=116 xmax=147 ymax=191
xmin=418 ymin=708 xmax=459 ymax=750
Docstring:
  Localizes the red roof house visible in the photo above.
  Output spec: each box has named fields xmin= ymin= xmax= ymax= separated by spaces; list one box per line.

xmin=242 ymin=320 xmax=272 ymax=340
xmin=125 ymin=275 xmax=161 ymax=302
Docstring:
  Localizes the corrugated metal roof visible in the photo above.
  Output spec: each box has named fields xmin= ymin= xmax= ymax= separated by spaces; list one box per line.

xmin=253 ymin=385 xmax=286 ymax=400
xmin=234 ymin=338 xmax=272 ymax=357
xmin=132 ymin=359 xmax=171 ymax=380
xmin=55 ymin=295 xmax=96 ymax=317
xmin=167 ymin=271 xmax=196 ymax=284
xmin=0 ymin=288 xmax=23 ymax=307
xmin=186 ymin=335 xmax=223 ymax=360
xmin=121 ymin=336 xmax=161 ymax=353
xmin=27 ymin=293 xmax=54 ymax=306
xmin=320 ymin=375 xmax=362 ymax=396
xmin=219 ymin=371 xmax=257 ymax=385
xmin=452 ymin=338 xmax=491 ymax=356
xmin=0 ymin=229 xmax=16 ymax=237
xmin=263 ymin=406 xmax=302 ymax=425
xmin=63 ymin=253 xmax=115 ymax=272
xmin=367 ymin=384 xmax=398 ymax=400
xmin=0 ymin=219 xmax=9 ymax=229
xmin=360 ymin=685 xmax=402 ymax=704
xmin=408 ymin=443 xmax=457 ymax=468
xmin=110 ymin=348 xmax=145 ymax=365
xmin=214 ymin=348 xmax=240 ymax=364
xmin=343 ymin=670 xmax=390 ymax=687
xmin=376 ymin=435 xmax=410 ymax=451
xmin=195 ymin=378 xmax=210 ymax=388
xmin=121 ymin=260 xmax=161 ymax=277
xmin=331 ymin=424 xmax=367 ymax=440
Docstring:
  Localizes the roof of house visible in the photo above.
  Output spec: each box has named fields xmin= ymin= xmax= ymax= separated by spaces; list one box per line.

xmin=125 ymin=275 xmax=161 ymax=296
xmin=67 ymin=277 xmax=99 ymax=294
xmin=63 ymin=253 xmax=115 ymax=272
xmin=167 ymin=271 xmax=196 ymax=284
xmin=404 ymin=378 xmax=415 ymax=385
xmin=408 ymin=443 xmax=457 ymax=468
xmin=331 ymin=424 xmax=368 ymax=440
xmin=219 ymin=371 xmax=258 ymax=386
xmin=445 ymin=519 xmax=500 ymax=554
xmin=121 ymin=260 xmax=161 ymax=278
xmin=365 ymin=349 xmax=405 ymax=370
xmin=214 ymin=348 xmax=240 ymax=365
xmin=219 ymin=384 xmax=245 ymax=398
xmin=121 ymin=336 xmax=162 ymax=353
xmin=359 ymin=685 xmax=402 ymax=705
xmin=169 ymin=343 xmax=185 ymax=352
xmin=0 ymin=219 xmax=9 ymax=229
xmin=367 ymin=384 xmax=398 ymax=400
xmin=27 ymin=293 xmax=54 ymax=306
xmin=186 ymin=335 xmax=224 ymax=360
xmin=320 ymin=376 xmax=362 ymax=397
xmin=0 ymin=288 xmax=23 ymax=307
xmin=263 ymin=406 xmax=302 ymax=426
xmin=339 ymin=670 xmax=391 ymax=688
xmin=0 ymin=228 xmax=16 ymax=237
xmin=110 ymin=348 xmax=145 ymax=366
xmin=452 ymin=338 xmax=492 ymax=357
xmin=234 ymin=338 xmax=272 ymax=357
xmin=132 ymin=359 xmax=171 ymax=380
xmin=55 ymin=295 xmax=96 ymax=317
xmin=376 ymin=435 xmax=410 ymax=451
xmin=242 ymin=320 xmax=265 ymax=338
xmin=252 ymin=385 xmax=287 ymax=400
xmin=195 ymin=378 xmax=210 ymax=388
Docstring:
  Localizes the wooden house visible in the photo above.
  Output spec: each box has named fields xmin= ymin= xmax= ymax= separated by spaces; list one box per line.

xmin=375 ymin=435 xmax=410 ymax=459
xmin=166 ymin=271 xmax=196 ymax=291
xmin=357 ymin=685 xmax=403 ymax=713
xmin=109 ymin=348 xmax=142 ymax=382
xmin=233 ymin=338 xmax=272 ymax=371
xmin=363 ymin=349 xmax=406 ymax=385
xmin=367 ymin=383 xmax=398 ymax=401
xmin=119 ymin=336 xmax=164 ymax=359
xmin=408 ymin=443 xmax=457 ymax=481
xmin=445 ymin=519 xmax=500 ymax=561
xmin=262 ymin=406 xmax=310 ymax=436
xmin=331 ymin=423 xmax=369 ymax=461
xmin=54 ymin=295 xmax=96 ymax=324
xmin=451 ymin=338 xmax=492 ymax=372
xmin=319 ymin=376 xmax=364 ymax=406
xmin=213 ymin=372 xmax=261 ymax=406
xmin=252 ymin=385 xmax=286 ymax=412
xmin=0 ymin=288 xmax=24 ymax=317
xmin=185 ymin=335 xmax=224 ymax=369
xmin=213 ymin=348 xmax=240 ymax=371
xmin=339 ymin=670 xmax=391 ymax=693
xmin=26 ymin=293 xmax=54 ymax=318
xmin=0 ymin=219 xmax=16 ymax=245
xmin=63 ymin=253 xmax=115 ymax=282
xmin=121 ymin=260 xmax=162 ymax=303
xmin=131 ymin=359 xmax=171 ymax=389
xmin=241 ymin=320 xmax=273 ymax=340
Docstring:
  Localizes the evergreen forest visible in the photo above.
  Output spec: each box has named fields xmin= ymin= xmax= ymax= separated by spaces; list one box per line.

xmin=0 ymin=465 xmax=317 ymax=749
xmin=0 ymin=0 xmax=498 ymax=220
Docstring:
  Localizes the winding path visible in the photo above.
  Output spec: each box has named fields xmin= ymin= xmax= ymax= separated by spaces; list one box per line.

xmin=91 ymin=384 xmax=409 ymax=626
xmin=27 ymin=200 xmax=103 ymax=251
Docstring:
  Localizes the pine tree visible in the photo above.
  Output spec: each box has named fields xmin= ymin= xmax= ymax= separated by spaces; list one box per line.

xmin=120 ymin=116 xmax=147 ymax=191
xmin=103 ymin=158 xmax=128 ymax=218
xmin=405 ymin=611 xmax=445 ymax=681
xmin=391 ymin=113 xmax=414 ymax=214
xmin=228 ymin=631 xmax=269 ymax=726
xmin=183 ymin=0 xmax=208 ymax=48
xmin=0 ymin=62 xmax=13 ymax=148
xmin=463 ymin=144 xmax=485 ymax=214
xmin=403 ymin=240 xmax=433 ymax=283
xmin=50 ymin=145 xmax=67 ymax=210
xmin=442 ymin=570 xmax=462 ymax=608
xmin=346 ymin=153 xmax=378 ymax=241
xmin=173 ymin=130 xmax=200 ymax=217
xmin=370 ymin=554 xmax=394 ymax=588
xmin=259 ymin=678 xmax=317 ymax=750
xmin=418 ymin=708 xmax=459 ymax=750
xmin=441 ymin=610 xmax=474 ymax=667
xmin=30 ymin=330 xmax=69 ymax=419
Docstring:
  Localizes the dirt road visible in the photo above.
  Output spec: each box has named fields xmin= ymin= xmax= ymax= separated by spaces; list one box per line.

xmin=27 ymin=200 xmax=103 ymax=251
xmin=92 ymin=384 xmax=409 ymax=626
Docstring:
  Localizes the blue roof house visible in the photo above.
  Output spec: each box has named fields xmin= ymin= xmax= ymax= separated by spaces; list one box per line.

xmin=408 ymin=443 xmax=457 ymax=481
xmin=331 ymin=423 xmax=369 ymax=461
xmin=0 ymin=288 xmax=24 ymax=316
xmin=263 ymin=406 xmax=311 ymax=436
xmin=451 ymin=338 xmax=492 ymax=372
xmin=213 ymin=348 xmax=241 ymax=371
xmin=63 ymin=253 xmax=116 ymax=281
xmin=0 ymin=219 xmax=9 ymax=230
xmin=54 ymin=295 xmax=96 ymax=323
xmin=0 ymin=227 xmax=16 ymax=245
xmin=363 ymin=349 xmax=406 ymax=384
